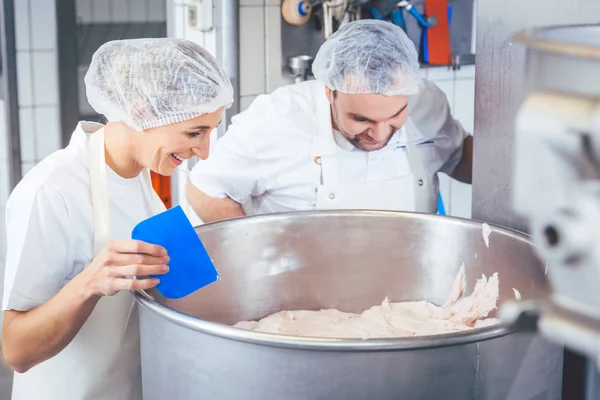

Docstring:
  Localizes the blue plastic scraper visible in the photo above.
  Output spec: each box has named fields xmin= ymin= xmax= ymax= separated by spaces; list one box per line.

xmin=131 ymin=205 xmax=220 ymax=299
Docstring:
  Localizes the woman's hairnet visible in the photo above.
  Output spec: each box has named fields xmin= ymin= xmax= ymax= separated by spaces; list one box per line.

xmin=85 ymin=38 xmax=234 ymax=131
xmin=312 ymin=20 xmax=421 ymax=96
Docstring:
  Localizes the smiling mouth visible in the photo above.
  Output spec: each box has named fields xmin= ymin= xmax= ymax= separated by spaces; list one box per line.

xmin=171 ymin=154 xmax=184 ymax=162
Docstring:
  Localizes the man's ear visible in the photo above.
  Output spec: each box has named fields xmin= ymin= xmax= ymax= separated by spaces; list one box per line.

xmin=325 ymin=86 xmax=335 ymax=104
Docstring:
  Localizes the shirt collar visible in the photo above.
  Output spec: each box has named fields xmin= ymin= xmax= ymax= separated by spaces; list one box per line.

xmin=311 ymin=83 xmax=341 ymax=157
xmin=332 ymin=129 xmax=355 ymax=151
xmin=332 ymin=129 xmax=406 ymax=153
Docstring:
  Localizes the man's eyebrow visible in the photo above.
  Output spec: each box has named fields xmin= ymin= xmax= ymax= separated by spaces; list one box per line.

xmin=348 ymin=113 xmax=375 ymax=123
xmin=348 ymin=103 xmax=408 ymax=122
xmin=388 ymin=103 xmax=408 ymax=119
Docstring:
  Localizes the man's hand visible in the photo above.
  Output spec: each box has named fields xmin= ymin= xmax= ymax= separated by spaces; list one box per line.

xmin=450 ymin=136 xmax=473 ymax=184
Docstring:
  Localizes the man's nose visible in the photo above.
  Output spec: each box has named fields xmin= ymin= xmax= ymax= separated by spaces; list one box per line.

xmin=372 ymin=123 xmax=390 ymax=142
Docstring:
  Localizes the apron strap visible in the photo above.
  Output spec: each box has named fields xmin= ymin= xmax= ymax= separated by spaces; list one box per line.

xmin=404 ymin=127 xmax=436 ymax=212
xmin=405 ymin=139 xmax=430 ymax=186
xmin=319 ymin=153 xmax=340 ymax=186
xmin=87 ymin=128 xmax=167 ymax=256
xmin=142 ymin=169 xmax=168 ymax=214
xmin=88 ymin=129 xmax=111 ymax=257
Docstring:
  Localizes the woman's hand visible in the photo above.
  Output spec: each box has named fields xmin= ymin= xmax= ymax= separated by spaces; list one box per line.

xmin=82 ymin=239 xmax=169 ymax=297
xmin=2 ymin=239 xmax=169 ymax=373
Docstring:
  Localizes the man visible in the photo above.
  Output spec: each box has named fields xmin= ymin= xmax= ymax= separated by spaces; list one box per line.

xmin=186 ymin=19 xmax=473 ymax=223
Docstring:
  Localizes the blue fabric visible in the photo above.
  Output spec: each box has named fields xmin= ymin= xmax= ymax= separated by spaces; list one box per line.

xmin=369 ymin=7 xmax=384 ymax=19
xmin=437 ymin=192 xmax=446 ymax=215
xmin=391 ymin=9 xmax=406 ymax=31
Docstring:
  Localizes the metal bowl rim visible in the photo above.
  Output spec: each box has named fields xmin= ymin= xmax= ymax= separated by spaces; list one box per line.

xmin=135 ymin=210 xmax=533 ymax=351
xmin=515 ymin=23 xmax=600 ymax=59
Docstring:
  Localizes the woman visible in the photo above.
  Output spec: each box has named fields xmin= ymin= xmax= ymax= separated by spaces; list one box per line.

xmin=1 ymin=38 xmax=233 ymax=399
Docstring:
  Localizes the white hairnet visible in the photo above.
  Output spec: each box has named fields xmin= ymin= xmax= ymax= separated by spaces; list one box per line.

xmin=85 ymin=38 xmax=234 ymax=131
xmin=312 ymin=20 xmax=421 ymax=96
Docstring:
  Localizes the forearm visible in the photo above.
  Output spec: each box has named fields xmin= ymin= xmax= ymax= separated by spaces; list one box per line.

xmin=186 ymin=179 xmax=246 ymax=223
xmin=2 ymin=272 xmax=99 ymax=373
xmin=450 ymin=136 xmax=473 ymax=184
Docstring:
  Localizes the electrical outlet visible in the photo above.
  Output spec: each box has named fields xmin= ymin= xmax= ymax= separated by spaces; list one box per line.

xmin=188 ymin=5 xmax=198 ymax=27
xmin=188 ymin=0 xmax=213 ymax=31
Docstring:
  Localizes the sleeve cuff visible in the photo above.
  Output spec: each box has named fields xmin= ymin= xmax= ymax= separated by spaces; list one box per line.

xmin=188 ymin=176 xmax=228 ymax=200
xmin=3 ymin=292 xmax=44 ymax=312
xmin=440 ymin=134 xmax=470 ymax=175
xmin=188 ymin=175 xmax=250 ymax=205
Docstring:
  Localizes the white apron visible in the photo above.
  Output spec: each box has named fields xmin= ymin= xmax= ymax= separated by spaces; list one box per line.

xmin=315 ymin=124 xmax=436 ymax=213
xmin=11 ymin=128 xmax=165 ymax=400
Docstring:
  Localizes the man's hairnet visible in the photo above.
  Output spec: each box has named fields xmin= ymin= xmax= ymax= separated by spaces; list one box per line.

xmin=85 ymin=38 xmax=234 ymax=131
xmin=312 ymin=20 xmax=421 ymax=96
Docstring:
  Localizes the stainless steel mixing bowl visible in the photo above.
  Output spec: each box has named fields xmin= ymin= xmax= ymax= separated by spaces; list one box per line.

xmin=135 ymin=211 xmax=563 ymax=400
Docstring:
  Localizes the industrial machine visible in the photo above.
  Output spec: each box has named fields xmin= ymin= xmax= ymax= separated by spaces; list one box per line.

xmin=281 ymin=0 xmax=475 ymax=79
xmin=499 ymin=24 xmax=600 ymax=398
xmin=135 ymin=211 xmax=562 ymax=400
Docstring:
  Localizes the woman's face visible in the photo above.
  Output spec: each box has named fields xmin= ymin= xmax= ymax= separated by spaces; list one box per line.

xmin=137 ymin=107 xmax=225 ymax=176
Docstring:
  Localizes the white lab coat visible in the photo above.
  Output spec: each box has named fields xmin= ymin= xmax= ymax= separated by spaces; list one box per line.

xmin=3 ymin=122 xmax=164 ymax=399
xmin=189 ymin=79 xmax=469 ymax=215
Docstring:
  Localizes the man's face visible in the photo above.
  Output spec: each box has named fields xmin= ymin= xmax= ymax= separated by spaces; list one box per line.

xmin=326 ymin=87 xmax=409 ymax=152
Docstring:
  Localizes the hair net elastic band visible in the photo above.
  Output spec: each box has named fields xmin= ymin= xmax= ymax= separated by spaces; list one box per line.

xmin=130 ymin=103 xmax=232 ymax=131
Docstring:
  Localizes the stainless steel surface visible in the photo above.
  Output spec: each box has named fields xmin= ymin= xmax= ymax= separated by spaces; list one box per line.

xmin=1 ymin=0 xmax=22 ymax=190
xmin=517 ymin=24 xmax=600 ymax=97
xmin=288 ymin=54 xmax=314 ymax=70
xmin=56 ymin=0 xmax=79 ymax=148
xmin=471 ymin=0 xmax=600 ymax=231
xmin=288 ymin=54 xmax=314 ymax=83
xmin=136 ymin=211 xmax=562 ymax=400
xmin=216 ymin=0 xmax=240 ymax=136
xmin=499 ymin=23 xmax=600 ymax=399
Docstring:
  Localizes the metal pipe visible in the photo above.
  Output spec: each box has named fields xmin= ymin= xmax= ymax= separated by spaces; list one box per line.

xmin=0 ymin=0 xmax=22 ymax=189
xmin=218 ymin=0 xmax=240 ymax=137
xmin=55 ymin=0 xmax=79 ymax=148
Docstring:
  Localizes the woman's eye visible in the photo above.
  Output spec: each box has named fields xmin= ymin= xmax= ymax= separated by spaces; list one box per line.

xmin=186 ymin=131 xmax=202 ymax=138
xmin=352 ymin=116 xmax=368 ymax=122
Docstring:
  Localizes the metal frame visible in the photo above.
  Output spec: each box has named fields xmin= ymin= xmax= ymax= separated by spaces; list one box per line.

xmin=472 ymin=2 xmax=600 ymax=399
xmin=55 ymin=0 xmax=79 ymax=148
xmin=218 ymin=0 xmax=240 ymax=135
xmin=0 ymin=0 xmax=21 ymax=189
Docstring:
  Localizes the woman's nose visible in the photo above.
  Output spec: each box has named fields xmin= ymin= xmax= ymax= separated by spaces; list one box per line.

xmin=191 ymin=146 xmax=209 ymax=160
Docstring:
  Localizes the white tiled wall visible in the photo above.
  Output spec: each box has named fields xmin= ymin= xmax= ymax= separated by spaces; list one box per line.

xmin=14 ymin=0 xmax=61 ymax=172
xmin=240 ymin=6 xmax=266 ymax=96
